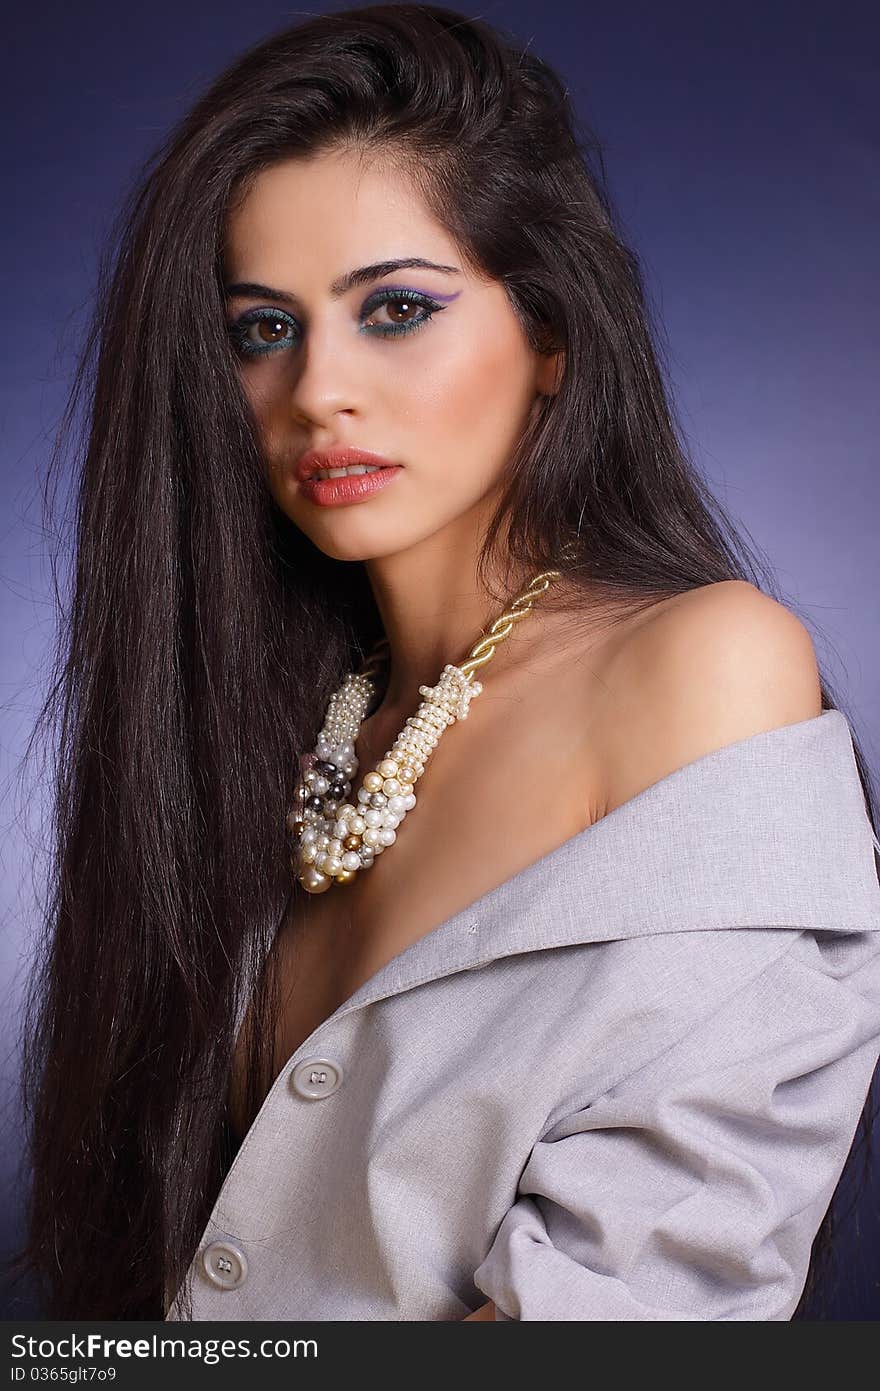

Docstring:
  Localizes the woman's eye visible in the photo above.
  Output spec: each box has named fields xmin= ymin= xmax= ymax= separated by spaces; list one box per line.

xmin=228 ymin=310 xmax=298 ymax=358
xmin=360 ymin=289 xmax=444 ymax=335
xmin=227 ymin=288 xmax=445 ymax=360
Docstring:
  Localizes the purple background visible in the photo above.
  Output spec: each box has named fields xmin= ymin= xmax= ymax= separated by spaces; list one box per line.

xmin=2 ymin=1 xmax=878 ymax=1318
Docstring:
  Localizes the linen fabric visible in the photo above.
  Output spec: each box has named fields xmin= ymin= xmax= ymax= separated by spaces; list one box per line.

xmin=165 ymin=710 xmax=880 ymax=1321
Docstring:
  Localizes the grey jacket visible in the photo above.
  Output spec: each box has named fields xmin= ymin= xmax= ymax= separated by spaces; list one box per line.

xmin=165 ymin=709 xmax=880 ymax=1321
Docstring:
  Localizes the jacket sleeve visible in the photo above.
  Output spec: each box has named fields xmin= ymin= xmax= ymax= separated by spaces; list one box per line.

xmin=471 ymin=925 xmax=880 ymax=1320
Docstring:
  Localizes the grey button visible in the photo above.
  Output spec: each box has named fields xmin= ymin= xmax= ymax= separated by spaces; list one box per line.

xmin=201 ymin=1238 xmax=248 ymax=1290
xmin=290 ymin=1056 xmax=344 ymax=1099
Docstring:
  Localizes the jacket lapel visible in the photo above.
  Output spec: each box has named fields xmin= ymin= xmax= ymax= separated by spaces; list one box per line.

xmin=321 ymin=710 xmax=880 ymax=1020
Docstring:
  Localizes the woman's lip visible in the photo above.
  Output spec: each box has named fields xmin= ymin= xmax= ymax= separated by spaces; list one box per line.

xmin=299 ymin=464 xmax=403 ymax=507
xmin=296 ymin=447 xmax=398 ymax=480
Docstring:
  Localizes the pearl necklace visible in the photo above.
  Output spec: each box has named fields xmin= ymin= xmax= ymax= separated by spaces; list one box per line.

xmin=287 ymin=554 xmax=571 ymax=894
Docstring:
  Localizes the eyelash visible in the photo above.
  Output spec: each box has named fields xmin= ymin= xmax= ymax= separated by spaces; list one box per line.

xmin=227 ymin=287 xmax=446 ymax=358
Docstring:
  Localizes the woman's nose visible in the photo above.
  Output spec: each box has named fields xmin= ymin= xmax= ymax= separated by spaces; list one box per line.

xmin=287 ymin=318 xmax=364 ymax=424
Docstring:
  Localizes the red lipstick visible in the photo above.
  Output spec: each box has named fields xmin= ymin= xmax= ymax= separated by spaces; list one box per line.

xmin=296 ymin=447 xmax=403 ymax=507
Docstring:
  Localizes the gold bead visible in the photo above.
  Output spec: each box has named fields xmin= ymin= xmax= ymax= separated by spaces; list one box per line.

xmin=335 ymin=868 xmax=358 ymax=885
xmin=343 ymin=834 xmax=361 ymax=850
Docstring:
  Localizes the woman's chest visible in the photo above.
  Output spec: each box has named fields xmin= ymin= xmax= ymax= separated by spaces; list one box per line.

xmin=227 ymin=657 xmax=613 ymax=1144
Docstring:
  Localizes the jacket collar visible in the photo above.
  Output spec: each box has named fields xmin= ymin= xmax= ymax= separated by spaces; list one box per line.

xmin=322 ymin=710 xmax=880 ymax=1019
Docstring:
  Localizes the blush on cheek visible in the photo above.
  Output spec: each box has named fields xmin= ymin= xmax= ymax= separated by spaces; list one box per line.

xmin=438 ymin=339 xmax=534 ymax=464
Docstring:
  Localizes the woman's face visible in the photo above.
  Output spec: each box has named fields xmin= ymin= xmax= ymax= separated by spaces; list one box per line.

xmin=222 ymin=148 xmax=560 ymax=561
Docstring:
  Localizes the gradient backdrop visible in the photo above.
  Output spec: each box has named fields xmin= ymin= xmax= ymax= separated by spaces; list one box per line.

xmin=2 ymin=1 xmax=878 ymax=1318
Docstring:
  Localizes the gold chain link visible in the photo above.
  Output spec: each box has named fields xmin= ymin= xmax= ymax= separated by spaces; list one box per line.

xmin=458 ymin=566 xmax=561 ymax=679
xmin=359 ymin=540 xmax=576 ymax=684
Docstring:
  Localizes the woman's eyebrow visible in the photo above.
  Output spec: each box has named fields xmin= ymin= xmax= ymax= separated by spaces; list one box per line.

xmin=224 ymin=257 xmax=461 ymax=306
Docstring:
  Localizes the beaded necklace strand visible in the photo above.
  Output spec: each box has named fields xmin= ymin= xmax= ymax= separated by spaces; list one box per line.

xmin=288 ymin=551 xmax=573 ymax=894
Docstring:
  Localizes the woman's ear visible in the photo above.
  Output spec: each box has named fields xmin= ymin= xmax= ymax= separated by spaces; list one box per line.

xmin=535 ymin=347 xmax=564 ymax=396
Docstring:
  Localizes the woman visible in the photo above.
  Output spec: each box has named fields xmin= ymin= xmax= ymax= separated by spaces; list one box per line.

xmin=10 ymin=4 xmax=880 ymax=1320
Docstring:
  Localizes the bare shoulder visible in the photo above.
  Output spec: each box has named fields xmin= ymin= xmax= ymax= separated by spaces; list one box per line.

xmin=594 ymin=580 xmax=823 ymax=816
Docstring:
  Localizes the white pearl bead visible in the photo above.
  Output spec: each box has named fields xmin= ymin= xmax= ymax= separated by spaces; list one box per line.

xmin=301 ymin=865 xmax=331 ymax=893
xmin=298 ymin=644 xmax=499 ymax=892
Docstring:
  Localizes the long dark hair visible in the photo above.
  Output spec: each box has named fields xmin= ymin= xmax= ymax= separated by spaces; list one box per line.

xmin=7 ymin=3 xmax=876 ymax=1320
